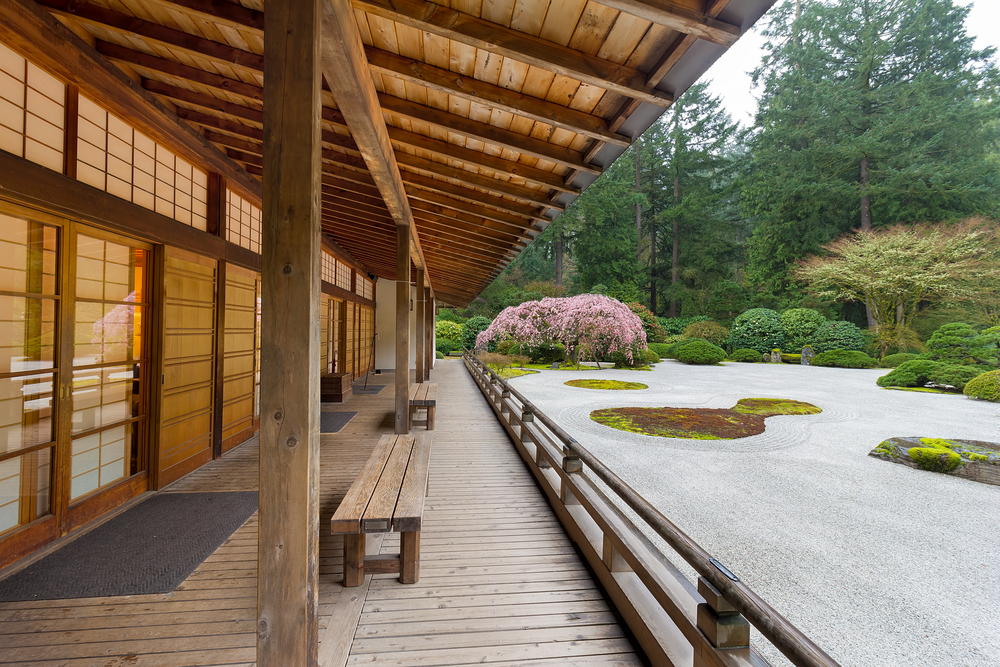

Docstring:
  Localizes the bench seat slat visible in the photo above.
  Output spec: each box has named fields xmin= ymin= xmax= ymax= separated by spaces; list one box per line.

xmin=330 ymin=434 xmax=396 ymax=534
xmin=393 ymin=434 xmax=432 ymax=533
xmin=362 ymin=435 xmax=415 ymax=533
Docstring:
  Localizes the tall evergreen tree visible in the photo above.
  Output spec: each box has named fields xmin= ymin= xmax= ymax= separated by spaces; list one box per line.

xmin=744 ymin=0 xmax=1000 ymax=300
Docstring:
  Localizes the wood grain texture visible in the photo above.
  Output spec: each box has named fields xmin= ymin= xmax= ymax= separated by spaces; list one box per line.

xmin=362 ymin=436 xmax=414 ymax=532
xmin=257 ymin=0 xmax=323 ymax=662
xmin=394 ymin=225 xmax=410 ymax=434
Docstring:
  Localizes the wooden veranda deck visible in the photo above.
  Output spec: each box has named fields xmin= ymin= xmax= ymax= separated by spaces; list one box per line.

xmin=0 ymin=360 xmax=641 ymax=666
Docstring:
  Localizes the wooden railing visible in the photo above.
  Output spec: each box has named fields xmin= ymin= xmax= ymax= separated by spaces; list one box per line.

xmin=464 ymin=352 xmax=841 ymax=667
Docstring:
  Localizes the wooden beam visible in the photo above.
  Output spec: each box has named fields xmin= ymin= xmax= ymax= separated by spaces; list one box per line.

xmin=257 ymin=0 xmax=322 ymax=663
xmin=96 ymin=40 xmax=264 ymax=101
xmin=379 ymin=93 xmax=599 ymax=176
xmin=0 ymin=0 xmax=260 ymax=203
xmin=395 ymin=153 xmax=555 ymax=208
xmin=37 ymin=0 xmax=265 ymax=71
xmin=424 ymin=289 xmax=432 ymax=380
xmin=143 ymin=78 xmax=263 ymax=122
xmin=415 ymin=269 xmax=425 ymax=384
xmin=400 ymin=170 xmax=548 ymax=219
xmin=365 ymin=46 xmax=630 ymax=148
xmin=587 ymin=0 xmax=739 ymax=46
xmin=395 ymin=224 xmax=410 ymax=434
xmin=320 ymin=0 xmax=429 ymax=281
xmin=354 ymin=0 xmax=674 ymax=107
xmin=141 ymin=0 xmax=264 ymax=33
xmin=387 ymin=127 xmax=577 ymax=194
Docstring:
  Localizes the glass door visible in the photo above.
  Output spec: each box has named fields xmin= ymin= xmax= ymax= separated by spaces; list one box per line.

xmin=68 ymin=232 xmax=148 ymax=502
xmin=0 ymin=215 xmax=58 ymax=536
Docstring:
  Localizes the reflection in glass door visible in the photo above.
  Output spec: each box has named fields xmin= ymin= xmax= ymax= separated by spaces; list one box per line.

xmin=0 ymin=215 xmax=57 ymax=536
xmin=69 ymin=234 xmax=147 ymax=502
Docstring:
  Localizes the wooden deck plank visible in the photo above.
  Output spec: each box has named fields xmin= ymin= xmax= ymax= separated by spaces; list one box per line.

xmin=0 ymin=362 xmax=640 ymax=666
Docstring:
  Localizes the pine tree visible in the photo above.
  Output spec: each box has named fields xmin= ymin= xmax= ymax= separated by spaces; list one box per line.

xmin=744 ymin=0 xmax=1000 ymax=300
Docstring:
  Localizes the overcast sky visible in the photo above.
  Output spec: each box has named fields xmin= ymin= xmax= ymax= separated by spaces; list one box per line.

xmin=703 ymin=0 xmax=1000 ymax=125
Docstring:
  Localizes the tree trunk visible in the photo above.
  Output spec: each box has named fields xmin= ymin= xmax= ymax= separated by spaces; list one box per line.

xmin=555 ymin=229 xmax=563 ymax=286
xmin=669 ymin=174 xmax=680 ymax=319
xmin=634 ymin=139 xmax=642 ymax=264
xmin=650 ymin=226 xmax=657 ymax=313
xmin=860 ymin=156 xmax=872 ymax=231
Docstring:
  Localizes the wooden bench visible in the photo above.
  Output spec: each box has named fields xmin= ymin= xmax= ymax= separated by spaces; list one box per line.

xmin=330 ymin=433 xmax=432 ymax=586
xmin=408 ymin=382 xmax=437 ymax=430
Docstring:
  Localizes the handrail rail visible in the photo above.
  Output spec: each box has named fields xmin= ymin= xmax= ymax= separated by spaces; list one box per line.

xmin=464 ymin=351 xmax=840 ymax=667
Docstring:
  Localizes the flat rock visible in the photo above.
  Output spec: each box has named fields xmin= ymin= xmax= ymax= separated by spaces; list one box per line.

xmin=870 ymin=437 xmax=1000 ymax=485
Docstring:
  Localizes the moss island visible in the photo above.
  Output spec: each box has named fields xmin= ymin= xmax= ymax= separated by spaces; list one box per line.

xmin=565 ymin=379 xmax=648 ymax=390
xmin=590 ymin=398 xmax=821 ymax=439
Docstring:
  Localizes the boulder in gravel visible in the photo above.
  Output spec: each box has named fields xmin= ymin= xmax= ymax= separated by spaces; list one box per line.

xmin=870 ymin=437 xmax=1000 ymax=485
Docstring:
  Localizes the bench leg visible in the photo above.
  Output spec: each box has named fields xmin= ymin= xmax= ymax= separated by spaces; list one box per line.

xmin=400 ymin=531 xmax=420 ymax=584
xmin=407 ymin=404 xmax=414 ymax=431
xmin=426 ymin=406 xmax=435 ymax=430
xmin=343 ymin=533 xmax=365 ymax=587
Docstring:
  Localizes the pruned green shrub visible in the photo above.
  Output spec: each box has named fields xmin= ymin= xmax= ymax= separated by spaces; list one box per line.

xmin=879 ymin=352 xmax=920 ymax=368
xmin=727 ymin=308 xmax=785 ymax=354
xmin=436 ymin=338 xmax=455 ymax=355
xmin=682 ymin=320 xmax=729 ymax=348
xmin=664 ymin=337 xmax=709 ymax=359
xmin=780 ymin=308 xmax=827 ymax=350
xmin=659 ymin=315 xmax=710 ymax=336
xmin=964 ymin=369 xmax=1000 ymax=402
xmin=435 ymin=351 xmax=445 ymax=359
xmin=676 ymin=340 xmax=726 ymax=365
xmin=435 ymin=320 xmax=463 ymax=341
xmin=908 ymin=447 xmax=961 ymax=473
xmin=626 ymin=302 xmax=668 ymax=343
xmin=877 ymin=360 xmax=986 ymax=392
xmin=809 ymin=320 xmax=866 ymax=353
xmin=643 ymin=349 xmax=661 ymax=364
xmin=813 ymin=350 xmax=877 ymax=369
xmin=927 ymin=322 xmax=996 ymax=364
xmin=647 ymin=342 xmax=672 ymax=358
xmin=462 ymin=316 xmax=493 ymax=351
xmin=505 ymin=341 xmax=565 ymax=364
xmin=730 ymin=348 xmax=763 ymax=363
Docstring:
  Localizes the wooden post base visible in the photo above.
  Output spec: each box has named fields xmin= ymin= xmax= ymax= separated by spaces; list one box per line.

xmin=342 ymin=531 xmax=421 ymax=586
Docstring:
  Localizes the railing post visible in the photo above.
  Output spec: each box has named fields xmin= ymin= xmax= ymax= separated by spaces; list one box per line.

xmin=697 ymin=576 xmax=750 ymax=649
xmin=602 ymin=535 xmax=631 ymax=573
xmin=500 ymin=390 xmax=510 ymax=417
xmin=560 ymin=445 xmax=582 ymax=504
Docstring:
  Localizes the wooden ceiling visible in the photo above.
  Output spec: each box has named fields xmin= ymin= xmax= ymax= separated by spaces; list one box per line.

xmin=35 ymin=0 xmax=774 ymax=306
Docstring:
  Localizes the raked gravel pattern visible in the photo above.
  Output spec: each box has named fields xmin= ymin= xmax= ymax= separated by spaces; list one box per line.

xmin=505 ymin=360 xmax=1000 ymax=667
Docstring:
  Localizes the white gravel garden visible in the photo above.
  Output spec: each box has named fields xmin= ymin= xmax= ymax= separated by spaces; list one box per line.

xmin=507 ymin=359 xmax=1000 ymax=667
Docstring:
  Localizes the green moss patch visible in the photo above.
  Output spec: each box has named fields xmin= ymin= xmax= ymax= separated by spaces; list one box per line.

xmin=497 ymin=368 xmax=537 ymax=379
xmin=590 ymin=398 xmax=821 ymax=439
xmin=881 ymin=386 xmax=953 ymax=395
xmin=565 ymin=379 xmax=649 ymax=390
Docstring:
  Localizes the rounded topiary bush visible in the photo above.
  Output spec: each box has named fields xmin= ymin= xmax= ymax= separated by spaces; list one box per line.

xmin=436 ymin=338 xmax=455 ymax=355
xmin=643 ymin=349 xmax=661 ymax=364
xmin=681 ymin=320 xmax=729 ymax=348
xmin=964 ymin=369 xmax=1000 ymax=402
xmin=780 ymin=308 xmax=827 ymax=351
xmin=879 ymin=352 xmax=920 ymax=368
xmin=435 ymin=320 xmax=464 ymax=342
xmin=812 ymin=350 xmax=877 ymax=368
xmin=435 ymin=350 xmax=445 ymax=359
xmin=676 ymin=340 xmax=726 ymax=365
xmin=727 ymin=308 xmax=785 ymax=354
xmin=877 ymin=360 xmax=985 ymax=392
xmin=664 ymin=337 xmax=709 ymax=359
xmin=809 ymin=320 xmax=866 ymax=353
xmin=730 ymin=348 xmax=763 ymax=363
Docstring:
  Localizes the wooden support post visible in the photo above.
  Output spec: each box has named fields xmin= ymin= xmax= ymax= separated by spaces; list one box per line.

xmin=415 ymin=269 xmax=424 ymax=384
xmin=395 ymin=224 xmax=410 ymax=434
xmin=212 ymin=260 xmax=226 ymax=459
xmin=697 ymin=576 xmax=751 ymax=649
xmin=602 ymin=535 xmax=631 ymax=573
xmin=257 ymin=0 xmax=322 ymax=663
xmin=424 ymin=290 xmax=432 ymax=379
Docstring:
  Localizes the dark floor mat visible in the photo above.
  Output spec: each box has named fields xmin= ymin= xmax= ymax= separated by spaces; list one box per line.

xmin=0 ymin=491 xmax=257 ymax=601
xmin=320 ymin=411 xmax=356 ymax=433
xmin=352 ymin=384 xmax=384 ymax=395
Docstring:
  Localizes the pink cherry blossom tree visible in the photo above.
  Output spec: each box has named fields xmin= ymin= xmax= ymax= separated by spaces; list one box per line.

xmin=476 ymin=293 xmax=647 ymax=366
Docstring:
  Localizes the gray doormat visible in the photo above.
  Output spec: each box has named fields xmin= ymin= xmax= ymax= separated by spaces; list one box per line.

xmin=0 ymin=491 xmax=257 ymax=601
xmin=321 ymin=411 xmax=356 ymax=433
xmin=353 ymin=384 xmax=384 ymax=395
